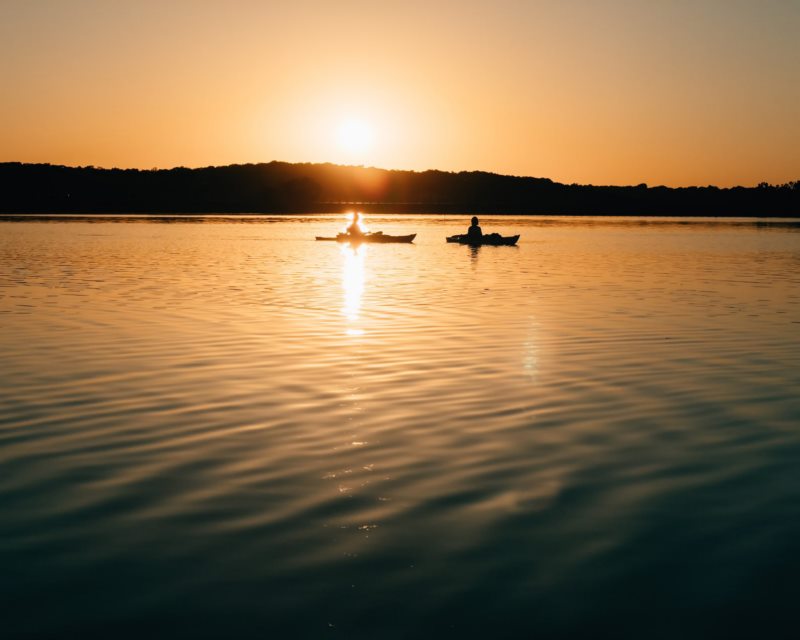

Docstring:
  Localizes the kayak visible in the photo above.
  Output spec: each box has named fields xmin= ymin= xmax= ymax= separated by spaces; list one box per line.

xmin=316 ymin=232 xmax=416 ymax=244
xmin=446 ymin=233 xmax=519 ymax=246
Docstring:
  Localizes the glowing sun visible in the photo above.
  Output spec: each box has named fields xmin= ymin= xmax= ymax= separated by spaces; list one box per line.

xmin=337 ymin=118 xmax=374 ymax=154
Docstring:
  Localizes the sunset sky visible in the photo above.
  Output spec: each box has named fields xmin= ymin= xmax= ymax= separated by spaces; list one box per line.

xmin=2 ymin=0 xmax=798 ymax=187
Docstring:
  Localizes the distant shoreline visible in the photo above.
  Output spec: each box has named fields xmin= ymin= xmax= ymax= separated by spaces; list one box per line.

xmin=2 ymin=161 xmax=798 ymax=217
xmin=3 ymin=211 xmax=800 ymax=220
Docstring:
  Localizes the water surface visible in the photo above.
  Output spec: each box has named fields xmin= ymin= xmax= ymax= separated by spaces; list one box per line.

xmin=2 ymin=215 xmax=800 ymax=638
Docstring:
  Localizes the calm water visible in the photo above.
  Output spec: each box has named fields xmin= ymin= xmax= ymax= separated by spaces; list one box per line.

xmin=2 ymin=215 xmax=800 ymax=638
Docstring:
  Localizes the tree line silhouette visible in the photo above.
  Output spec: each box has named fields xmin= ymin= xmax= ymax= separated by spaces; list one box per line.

xmin=1 ymin=161 xmax=798 ymax=215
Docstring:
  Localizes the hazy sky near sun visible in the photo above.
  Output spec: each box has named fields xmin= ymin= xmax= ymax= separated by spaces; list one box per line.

xmin=1 ymin=0 xmax=798 ymax=186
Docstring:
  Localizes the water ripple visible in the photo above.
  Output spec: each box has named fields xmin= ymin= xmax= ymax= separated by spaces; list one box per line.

xmin=1 ymin=215 xmax=800 ymax=638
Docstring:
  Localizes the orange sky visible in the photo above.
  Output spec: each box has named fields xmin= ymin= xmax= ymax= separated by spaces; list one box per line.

xmin=1 ymin=0 xmax=798 ymax=186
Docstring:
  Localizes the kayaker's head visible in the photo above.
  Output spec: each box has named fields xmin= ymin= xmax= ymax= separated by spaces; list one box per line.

xmin=471 ymin=216 xmax=479 ymax=226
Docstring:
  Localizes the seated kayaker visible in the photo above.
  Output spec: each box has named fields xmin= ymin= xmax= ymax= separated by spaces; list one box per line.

xmin=347 ymin=212 xmax=365 ymax=237
xmin=466 ymin=216 xmax=483 ymax=241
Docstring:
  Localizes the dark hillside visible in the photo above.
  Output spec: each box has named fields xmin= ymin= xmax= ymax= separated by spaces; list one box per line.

xmin=1 ymin=161 xmax=798 ymax=215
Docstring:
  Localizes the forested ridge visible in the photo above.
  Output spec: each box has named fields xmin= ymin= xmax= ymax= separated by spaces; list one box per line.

xmin=2 ymin=161 xmax=798 ymax=215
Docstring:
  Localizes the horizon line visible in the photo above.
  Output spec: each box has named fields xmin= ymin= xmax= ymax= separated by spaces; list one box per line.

xmin=2 ymin=159 xmax=797 ymax=191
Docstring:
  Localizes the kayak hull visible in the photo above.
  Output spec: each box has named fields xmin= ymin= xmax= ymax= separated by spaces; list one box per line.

xmin=446 ymin=234 xmax=519 ymax=246
xmin=316 ymin=233 xmax=416 ymax=244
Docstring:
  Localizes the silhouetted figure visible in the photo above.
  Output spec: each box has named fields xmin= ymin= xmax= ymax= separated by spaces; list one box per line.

xmin=466 ymin=216 xmax=483 ymax=241
xmin=347 ymin=212 xmax=364 ymax=236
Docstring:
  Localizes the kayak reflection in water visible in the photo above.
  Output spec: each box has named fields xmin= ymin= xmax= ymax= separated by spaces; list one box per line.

xmin=466 ymin=216 xmax=483 ymax=241
xmin=347 ymin=212 xmax=365 ymax=237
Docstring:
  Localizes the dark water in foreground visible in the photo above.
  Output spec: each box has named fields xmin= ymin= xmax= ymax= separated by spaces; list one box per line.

xmin=2 ymin=215 xmax=800 ymax=638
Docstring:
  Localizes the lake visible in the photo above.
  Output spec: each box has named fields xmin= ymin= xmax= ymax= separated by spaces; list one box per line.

xmin=2 ymin=215 xmax=799 ymax=639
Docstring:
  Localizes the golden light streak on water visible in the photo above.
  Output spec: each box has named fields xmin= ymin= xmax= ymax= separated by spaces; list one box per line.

xmin=341 ymin=243 xmax=366 ymax=330
xmin=522 ymin=318 xmax=540 ymax=381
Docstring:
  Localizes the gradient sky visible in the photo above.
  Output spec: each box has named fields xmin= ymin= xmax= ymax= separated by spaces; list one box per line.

xmin=2 ymin=0 xmax=798 ymax=186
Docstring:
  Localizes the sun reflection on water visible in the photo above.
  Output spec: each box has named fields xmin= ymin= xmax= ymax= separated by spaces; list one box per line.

xmin=341 ymin=244 xmax=366 ymax=333
xmin=522 ymin=319 xmax=539 ymax=380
